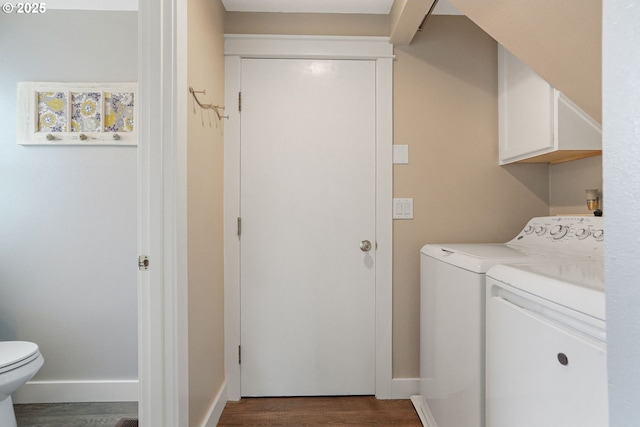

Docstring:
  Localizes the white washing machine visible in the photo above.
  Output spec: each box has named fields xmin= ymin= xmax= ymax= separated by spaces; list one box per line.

xmin=411 ymin=216 xmax=604 ymax=427
xmin=485 ymin=261 xmax=606 ymax=427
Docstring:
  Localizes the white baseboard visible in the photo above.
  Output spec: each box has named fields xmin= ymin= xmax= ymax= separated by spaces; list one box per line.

xmin=391 ymin=378 xmax=420 ymax=399
xmin=411 ymin=395 xmax=438 ymax=427
xmin=200 ymin=381 xmax=228 ymax=427
xmin=12 ymin=380 xmax=138 ymax=404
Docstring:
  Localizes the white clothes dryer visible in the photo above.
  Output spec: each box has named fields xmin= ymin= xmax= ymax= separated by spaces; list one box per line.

xmin=411 ymin=216 xmax=604 ymax=427
xmin=485 ymin=261 xmax=606 ymax=427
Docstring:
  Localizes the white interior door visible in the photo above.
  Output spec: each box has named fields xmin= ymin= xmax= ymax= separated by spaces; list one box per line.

xmin=240 ymin=58 xmax=377 ymax=397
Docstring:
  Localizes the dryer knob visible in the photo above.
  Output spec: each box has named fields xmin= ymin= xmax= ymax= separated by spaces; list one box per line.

xmin=523 ymin=225 xmax=534 ymax=235
xmin=592 ymin=229 xmax=604 ymax=241
xmin=550 ymin=225 xmax=568 ymax=239
xmin=575 ymin=228 xmax=590 ymax=240
xmin=535 ymin=226 xmax=546 ymax=236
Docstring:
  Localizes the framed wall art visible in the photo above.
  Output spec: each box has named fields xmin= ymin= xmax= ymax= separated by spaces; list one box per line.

xmin=17 ymin=82 xmax=137 ymax=145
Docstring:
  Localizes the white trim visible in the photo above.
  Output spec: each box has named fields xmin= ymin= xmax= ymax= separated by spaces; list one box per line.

xmin=137 ymin=0 xmax=159 ymax=424
xmin=375 ymin=56 xmax=394 ymax=400
xmin=175 ymin=0 xmax=191 ymax=425
xmin=138 ymin=0 xmax=189 ymax=426
xmin=199 ymin=382 xmax=228 ymax=427
xmin=410 ymin=395 xmax=436 ymax=427
xmin=223 ymin=34 xmax=394 ymax=400
xmin=391 ymin=378 xmax=420 ymax=399
xmin=223 ymin=55 xmax=242 ymax=401
xmin=224 ymin=34 xmax=395 ymax=59
xmin=12 ymin=380 xmax=138 ymax=404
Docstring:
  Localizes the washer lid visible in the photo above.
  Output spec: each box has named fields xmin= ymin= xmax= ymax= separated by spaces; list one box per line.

xmin=487 ymin=262 xmax=605 ymax=320
xmin=420 ymin=243 xmax=582 ymax=273
xmin=0 ymin=341 xmax=39 ymax=370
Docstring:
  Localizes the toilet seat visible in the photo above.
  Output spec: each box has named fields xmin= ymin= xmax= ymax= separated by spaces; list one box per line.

xmin=0 ymin=342 xmax=40 ymax=374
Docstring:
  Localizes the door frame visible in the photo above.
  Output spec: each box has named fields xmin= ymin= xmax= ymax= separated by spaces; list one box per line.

xmin=138 ymin=0 xmax=189 ymax=425
xmin=223 ymin=35 xmax=394 ymax=400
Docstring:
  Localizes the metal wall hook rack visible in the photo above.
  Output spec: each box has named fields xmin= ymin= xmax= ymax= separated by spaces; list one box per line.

xmin=189 ymin=86 xmax=228 ymax=121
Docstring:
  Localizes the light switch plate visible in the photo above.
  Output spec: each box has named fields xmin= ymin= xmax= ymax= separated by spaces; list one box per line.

xmin=393 ymin=145 xmax=409 ymax=164
xmin=393 ymin=198 xmax=413 ymax=219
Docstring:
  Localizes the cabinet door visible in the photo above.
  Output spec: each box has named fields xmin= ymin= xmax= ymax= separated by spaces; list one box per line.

xmin=498 ymin=46 xmax=555 ymax=164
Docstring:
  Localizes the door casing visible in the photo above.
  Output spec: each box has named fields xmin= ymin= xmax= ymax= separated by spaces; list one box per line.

xmin=223 ymin=35 xmax=394 ymax=400
xmin=138 ymin=0 xmax=189 ymax=425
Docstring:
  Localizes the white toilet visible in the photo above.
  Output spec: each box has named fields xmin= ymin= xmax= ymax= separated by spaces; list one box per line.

xmin=0 ymin=341 xmax=44 ymax=427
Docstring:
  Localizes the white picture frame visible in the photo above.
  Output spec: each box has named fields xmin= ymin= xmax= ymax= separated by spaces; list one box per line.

xmin=17 ymin=82 xmax=138 ymax=145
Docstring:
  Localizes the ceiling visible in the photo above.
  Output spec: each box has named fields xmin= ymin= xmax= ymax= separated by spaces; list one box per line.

xmin=221 ymin=0 xmax=461 ymax=15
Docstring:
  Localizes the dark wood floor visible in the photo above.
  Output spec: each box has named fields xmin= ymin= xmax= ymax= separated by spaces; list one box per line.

xmin=217 ymin=396 xmax=422 ymax=426
xmin=14 ymin=402 xmax=137 ymax=427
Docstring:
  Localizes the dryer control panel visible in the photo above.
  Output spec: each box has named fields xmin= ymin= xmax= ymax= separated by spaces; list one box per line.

xmin=508 ymin=216 xmax=604 ymax=257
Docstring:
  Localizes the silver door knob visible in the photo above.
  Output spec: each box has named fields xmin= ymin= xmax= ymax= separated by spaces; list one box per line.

xmin=360 ymin=240 xmax=372 ymax=252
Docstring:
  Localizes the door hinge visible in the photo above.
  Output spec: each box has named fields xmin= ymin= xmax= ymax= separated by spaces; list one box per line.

xmin=237 ymin=217 xmax=242 ymax=236
xmin=238 ymin=345 xmax=242 ymax=364
xmin=138 ymin=255 xmax=150 ymax=271
xmin=238 ymin=92 xmax=242 ymax=112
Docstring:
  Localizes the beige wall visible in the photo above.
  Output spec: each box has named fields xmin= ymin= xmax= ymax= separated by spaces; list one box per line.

xmin=221 ymin=10 xmax=589 ymax=380
xmin=187 ymin=0 xmax=226 ymax=424
xmin=550 ymin=156 xmax=603 ymax=215
xmin=221 ymin=11 xmax=552 ymax=380
xmin=393 ymin=15 xmax=550 ymax=377
xmin=221 ymin=6 xmax=604 ymax=383
xmin=225 ymin=12 xmax=388 ymax=36
xmin=448 ymin=0 xmax=602 ymax=123
xmin=444 ymin=1 xmax=604 ymax=218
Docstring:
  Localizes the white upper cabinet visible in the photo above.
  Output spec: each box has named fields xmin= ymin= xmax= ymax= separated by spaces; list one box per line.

xmin=498 ymin=45 xmax=601 ymax=165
